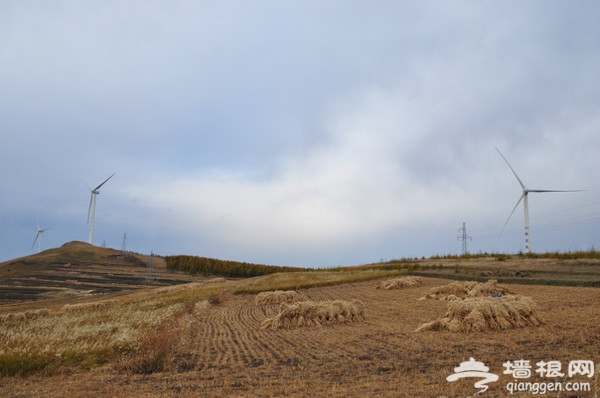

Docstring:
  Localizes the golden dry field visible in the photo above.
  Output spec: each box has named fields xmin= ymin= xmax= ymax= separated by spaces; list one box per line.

xmin=1 ymin=272 xmax=599 ymax=397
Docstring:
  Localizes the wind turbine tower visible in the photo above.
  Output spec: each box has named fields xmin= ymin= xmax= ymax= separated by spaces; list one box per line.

xmin=87 ymin=173 xmax=115 ymax=245
xmin=496 ymin=148 xmax=583 ymax=253
xmin=121 ymin=232 xmax=127 ymax=256
xmin=32 ymin=223 xmax=50 ymax=253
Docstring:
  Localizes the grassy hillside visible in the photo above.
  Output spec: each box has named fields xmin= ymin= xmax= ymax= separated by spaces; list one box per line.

xmin=1 ymin=241 xmax=149 ymax=272
xmin=0 ymin=241 xmax=195 ymax=307
xmin=344 ymin=250 xmax=600 ymax=287
xmin=2 ymin=244 xmax=599 ymax=310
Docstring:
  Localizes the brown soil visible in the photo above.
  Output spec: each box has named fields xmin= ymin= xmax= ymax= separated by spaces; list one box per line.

xmin=1 ymin=277 xmax=598 ymax=397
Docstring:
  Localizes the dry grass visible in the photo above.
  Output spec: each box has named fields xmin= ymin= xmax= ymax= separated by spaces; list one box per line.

xmin=254 ymin=290 xmax=299 ymax=305
xmin=261 ymin=300 xmax=365 ymax=329
xmin=235 ymin=269 xmax=403 ymax=294
xmin=376 ymin=276 xmax=422 ymax=290
xmin=113 ymin=303 xmax=196 ymax=374
xmin=419 ymin=279 xmax=514 ymax=300
xmin=0 ymin=300 xmax=183 ymax=373
xmin=0 ymin=284 xmax=229 ymax=375
xmin=0 ymin=275 xmax=598 ymax=397
xmin=415 ymin=294 xmax=543 ymax=333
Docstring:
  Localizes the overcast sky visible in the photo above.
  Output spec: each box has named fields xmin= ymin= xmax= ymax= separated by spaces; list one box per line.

xmin=1 ymin=1 xmax=599 ymax=267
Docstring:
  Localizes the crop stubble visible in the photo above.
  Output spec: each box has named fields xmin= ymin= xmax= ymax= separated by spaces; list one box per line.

xmin=2 ymin=277 xmax=599 ymax=397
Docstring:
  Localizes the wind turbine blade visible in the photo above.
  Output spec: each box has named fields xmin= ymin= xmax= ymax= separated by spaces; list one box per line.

xmin=495 ymin=147 xmax=526 ymax=190
xmin=528 ymin=189 xmax=586 ymax=193
xmin=93 ymin=173 xmax=116 ymax=191
xmin=32 ymin=232 xmax=40 ymax=249
xmin=500 ymin=193 xmax=525 ymax=235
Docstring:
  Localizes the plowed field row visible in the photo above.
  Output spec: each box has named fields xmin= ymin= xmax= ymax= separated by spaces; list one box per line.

xmin=177 ymin=278 xmax=599 ymax=397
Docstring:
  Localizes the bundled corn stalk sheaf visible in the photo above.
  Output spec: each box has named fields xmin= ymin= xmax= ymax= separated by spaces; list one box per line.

xmin=254 ymin=290 xmax=299 ymax=306
xmin=0 ymin=308 xmax=50 ymax=323
xmin=62 ymin=299 xmax=119 ymax=312
xmin=415 ymin=295 xmax=543 ymax=333
xmin=204 ymin=277 xmax=226 ymax=284
xmin=261 ymin=299 xmax=365 ymax=329
xmin=377 ymin=276 xmax=423 ymax=290
xmin=419 ymin=280 xmax=514 ymax=300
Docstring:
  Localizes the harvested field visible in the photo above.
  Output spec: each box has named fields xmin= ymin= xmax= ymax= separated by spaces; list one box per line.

xmin=415 ymin=294 xmax=543 ymax=333
xmin=254 ymin=290 xmax=299 ymax=306
xmin=261 ymin=299 xmax=364 ymax=329
xmin=377 ymin=276 xmax=422 ymax=290
xmin=1 ymin=277 xmax=599 ymax=397
xmin=419 ymin=279 xmax=515 ymax=300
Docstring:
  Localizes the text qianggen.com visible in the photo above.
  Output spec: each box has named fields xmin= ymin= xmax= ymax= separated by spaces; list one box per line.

xmin=506 ymin=380 xmax=591 ymax=395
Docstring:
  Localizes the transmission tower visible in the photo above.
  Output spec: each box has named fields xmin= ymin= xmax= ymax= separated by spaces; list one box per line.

xmin=457 ymin=222 xmax=472 ymax=255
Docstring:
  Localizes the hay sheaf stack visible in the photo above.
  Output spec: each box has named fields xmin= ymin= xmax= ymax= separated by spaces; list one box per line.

xmin=415 ymin=295 xmax=543 ymax=333
xmin=0 ymin=308 xmax=50 ymax=323
xmin=377 ymin=276 xmax=423 ymax=290
xmin=254 ymin=290 xmax=299 ymax=306
xmin=418 ymin=279 xmax=514 ymax=300
xmin=415 ymin=280 xmax=543 ymax=333
xmin=261 ymin=300 xmax=365 ymax=330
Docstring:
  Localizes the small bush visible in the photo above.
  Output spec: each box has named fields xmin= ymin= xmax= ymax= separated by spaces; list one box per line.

xmin=114 ymin=306 xmax=193 ymax=374
xmin=0 ymin=354 xmax=55 ymax=377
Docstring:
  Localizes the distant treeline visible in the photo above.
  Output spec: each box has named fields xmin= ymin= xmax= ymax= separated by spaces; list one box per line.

xmin=165 ymin=255 xmax=305 ymax=278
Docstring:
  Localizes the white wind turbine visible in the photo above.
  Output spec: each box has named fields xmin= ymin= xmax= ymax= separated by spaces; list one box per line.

xmin=87 ymin=173 xmax=115 ymax=245
xmin=496 ymin=148 xmax=583 ymax=253
xmin=32 ymin=223 xmax=50 ymax=253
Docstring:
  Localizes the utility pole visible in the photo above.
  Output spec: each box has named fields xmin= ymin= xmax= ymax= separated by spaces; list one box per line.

xmin=457 ymin=222 xmax=472 ymax=255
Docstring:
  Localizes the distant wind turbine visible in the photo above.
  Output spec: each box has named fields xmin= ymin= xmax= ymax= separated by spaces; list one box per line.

xmin=496 ymin=148 xmax=583 ymax=253
xmin=32 ymin=223 xmax=50 ymax=253
xmin=87 ymin=173 xmax=115 ymax=245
